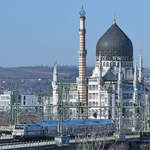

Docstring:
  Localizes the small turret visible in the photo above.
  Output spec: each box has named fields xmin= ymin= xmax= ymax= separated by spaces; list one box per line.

xmin=113 ymin=18 xmax=116 ymax=25
xmin=52 ymin=63 xmax=58 ymax=90
xmin=138 ymin=56 xmax=143 ymax=83
xmin=53 ymin=63 xmax=58 ymax=83
xmin=117 ymin=62 xmax=123 ymax=133
xmin=118 ymin=62 xmax=123 ymax=87
xmin=99 ymin=55 xmax=103 ymax=84
xmin=52 ymin=63 xmax=58 ymax=119
xmin=133 ymin=64 xmax=137 ymax=90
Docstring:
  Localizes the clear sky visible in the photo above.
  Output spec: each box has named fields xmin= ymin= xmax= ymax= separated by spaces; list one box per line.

xmin=0 ymin=0 xmax=150 ymax=67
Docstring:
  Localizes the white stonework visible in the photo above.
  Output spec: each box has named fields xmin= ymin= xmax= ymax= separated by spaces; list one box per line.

xmin=51 ymin=9 xmax=149 ymax=131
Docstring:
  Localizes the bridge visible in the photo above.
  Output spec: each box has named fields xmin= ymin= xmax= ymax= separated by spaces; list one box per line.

xmin=0 ymin=134 xmax=150 ymax=150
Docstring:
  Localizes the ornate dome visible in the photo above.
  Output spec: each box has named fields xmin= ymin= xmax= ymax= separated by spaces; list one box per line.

xmin=96 ymin=21 xmax=133 ymax=61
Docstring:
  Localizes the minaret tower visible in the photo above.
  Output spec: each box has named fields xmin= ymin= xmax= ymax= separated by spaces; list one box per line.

xmin=77 ymin=6 xmax=87 ymax=109
xmin=52 ymin=64 xmax=58 ymax=119
xmin=117 ymin=62 xmax=123 ymax=134
xmin=133 ymin=64 xmax=138 ymax=91
xmin=53 ymin=63 xmax=58 ymax=84
xmin=132 ymin=64 xmax=138 ymax=131
xmin=138 ymin=56 xmax=143 ymax=83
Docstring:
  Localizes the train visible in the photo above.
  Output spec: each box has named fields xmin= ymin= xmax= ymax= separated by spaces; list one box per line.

xmin=12 ymin=119 xmax=115 ymax=140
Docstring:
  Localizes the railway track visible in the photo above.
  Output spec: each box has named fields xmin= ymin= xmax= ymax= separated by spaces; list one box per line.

xmin=0 ymin=138 xmax=54 ymax=145
xmin=0 ymin=139 xmax=55 ymax=148
xmin=0 ymin=138 xmax=14 ymax=144
xmin=0 ymin=141 xmax=23 ymax=146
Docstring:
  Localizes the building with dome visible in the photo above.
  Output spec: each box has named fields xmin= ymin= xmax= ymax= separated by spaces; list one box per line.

xmin=52 ymin=8 xmax=149 ymax=131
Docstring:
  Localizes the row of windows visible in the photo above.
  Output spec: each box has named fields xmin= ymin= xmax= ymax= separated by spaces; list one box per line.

xmin=0 ymin=106 xmax=10 ymax=111
xmin=88 ymin=93 xmax=98 ymax=99
xmin=89 ymin=101 xmax=98 ymax=106
xmin=115 ymin=93 xmax=142 ymax=99
xmin=0 ymin=96 xmax=10 ymax=100
xmin=123 ymin=93 xmax=133 ymax=99
xmin=102 ymin=61 xmax=132 ymax=67
xmin=88 ymin=85 xmax=98 ymax=91
xmin=0 ymin=101 xmax=10 ymax=106
xmin=88 ymin=101 xmax=108 ymax=106
xmin=88 ymin=109 xmax=108 ymax=117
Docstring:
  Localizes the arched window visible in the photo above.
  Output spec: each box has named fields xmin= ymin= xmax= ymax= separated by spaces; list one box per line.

xmin=96 ymin=102 xmax=98 ymax=106
xmin=113 ymin=62 xmax=116 ymax=66
xmin=106 ymin=62 xmax=109 ymax=67
xmin=116 ymin=62 xmax=119 ymax=67
xmin=110 ymin=62 xmax=112 ymax=67
xmin=89 ymin=102 xmax=91 ymax=106
xmin=93 ymin=101 xmax=95 ymax=106
xmin=103 ymin=62 xmax=105 ymax=67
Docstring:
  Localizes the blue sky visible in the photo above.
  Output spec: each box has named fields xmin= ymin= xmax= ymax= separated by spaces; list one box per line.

xmin=0 ymin=0 xmax=149 ymax=67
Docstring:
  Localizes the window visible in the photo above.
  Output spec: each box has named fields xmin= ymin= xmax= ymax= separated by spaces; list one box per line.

xmin=89 ymin=85 xmax=91 ymax=90
xmin=95 ymin=93 xmax=98 ymax=99
xmin=106 ymin=62 xmax=109 ymax=67
xmin=23 ymin=99 xmax=26 ymax=105
xmin=92 ymin=85 xmax=95 ymax=90
xmin=116 ymin=62 xmax=119 ymax=67
xmin=93 ymin=93 xmax=95 ymax=99
xmin=89 ymin=94 xmax=91 ymax=99
xmin=113 ymin=62 xmax=116 ymax=66
xmin=93 ymin=101 xmax=95 ymax=106
xmin=95 ymin=85 xmax=98 ymax=90
xmin=110 ymin=62 xmax=112 ymax=67
xmin=103 ymin=62 xmax=105 ymax=67
xmin=96 ymin=102 xmax=98 ymax=106
xmin=89 ymin=102 xmax=91 ymax=106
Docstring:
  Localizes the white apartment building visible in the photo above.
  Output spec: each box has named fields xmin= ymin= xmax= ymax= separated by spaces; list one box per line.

xmin=0 ymin=91 xmax=11 ymax=111
xmin=20 ymin=94 xmax=38 ymax=106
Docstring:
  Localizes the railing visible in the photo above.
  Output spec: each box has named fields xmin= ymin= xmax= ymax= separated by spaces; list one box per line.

xmin=0 ymin=140 xmax=55 ymax=150
xmin=0 ymin=134 xmax=141 ymax=149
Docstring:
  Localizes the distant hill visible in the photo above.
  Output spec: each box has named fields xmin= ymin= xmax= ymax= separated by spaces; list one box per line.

xmin=0 ymin=65 xmax=93 ymax=95
xmin=0 ymin=66 xmax=149 ymax=95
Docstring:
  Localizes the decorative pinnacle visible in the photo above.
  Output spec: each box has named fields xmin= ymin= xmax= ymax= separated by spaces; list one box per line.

xmin=80 ymin=5 xmax=86 ymax=17
xmin=113 ymin=18 xmax=116 ymax=24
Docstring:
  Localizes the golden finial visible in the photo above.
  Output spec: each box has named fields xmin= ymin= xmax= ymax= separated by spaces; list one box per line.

xmin=113 ymin=18 xmax=116 ymax=24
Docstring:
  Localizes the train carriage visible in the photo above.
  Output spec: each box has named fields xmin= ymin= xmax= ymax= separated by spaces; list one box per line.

xmin=24 ymin=124 xmax=44 ymax=139
xmin=12 ymin=119 xmax=115 ymax=140
xmin=12 ymin=124 xmax=24 ymax=139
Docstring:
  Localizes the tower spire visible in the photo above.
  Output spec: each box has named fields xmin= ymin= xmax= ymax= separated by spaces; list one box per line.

xmin=138 ymin=56 xmax=143 ymax=83
xmin=80 ymin=5 xmax=86 ymax=17
xmin=53 ymin=63 xmax=58 ymax=83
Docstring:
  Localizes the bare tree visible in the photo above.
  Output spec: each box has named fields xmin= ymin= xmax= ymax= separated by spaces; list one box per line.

xmin=75 ymin=131 xmax=110 ymax=150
